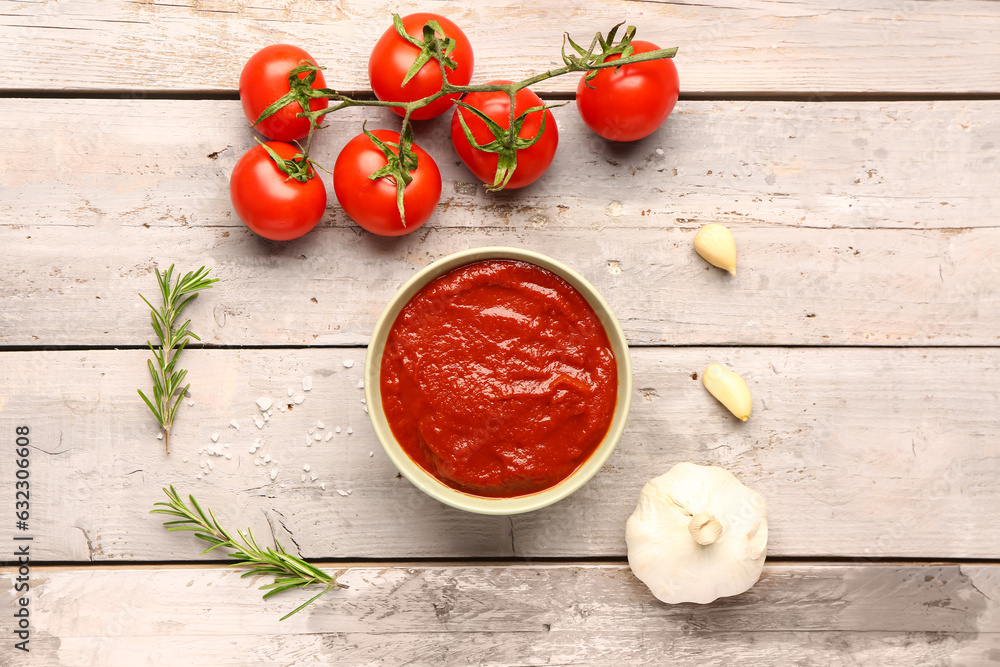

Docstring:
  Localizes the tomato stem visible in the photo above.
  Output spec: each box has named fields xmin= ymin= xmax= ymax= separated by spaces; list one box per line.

xmin=251 ymin=18 xmax=677 ymax=217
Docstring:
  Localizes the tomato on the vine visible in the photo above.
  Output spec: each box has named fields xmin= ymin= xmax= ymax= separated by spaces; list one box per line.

xmin=333 ymin=130 xmax=442 ymax=236
xmin=450 ymin=82 xmax=558 ymax=190
xmin=230 ymin=142 xmax=326 ymax=241
xmin=575 ymin=41 xmax=679 ymax=142
xmin=239 ymin=44 xmax=329 ymax=142
xmin=369 ymin=13 xmax=474 ymax=120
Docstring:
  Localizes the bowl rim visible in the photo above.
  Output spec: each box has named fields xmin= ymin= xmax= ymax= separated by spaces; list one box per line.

xmin=364 ymin=246 xmax=633 ymax=515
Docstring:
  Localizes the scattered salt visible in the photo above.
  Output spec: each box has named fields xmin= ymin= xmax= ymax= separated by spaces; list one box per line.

xmin=361 ymin=398 xmax=366 ymax=405
xmin=263 ymin=454 xmax=272 ymax=463
xmin=317 ymin=421 xmax=325 ymax=429
xmin=335 ymin=427 xmax=341 ymax=434
xmin=310 ymin=473 xmax=318 ymax=481
xmin=207 ymin=461 xmax=213 ymax=470
xmin=225 ymin=453 xmax=232 ymax=460
xmin=302 ymin=376 xmax=313 ymax=391
xmin=278 ymin=405 xmax=287 ymax=412
xmin=363 ymin=406 xmax=368 ymax=413
xmin=210 ymin=433 xmax=219 ymax=442
xmin=254 ymin=460 xmax=261 ymax=466
xmin=301 ymin=475 xmax=307 ymax=482
xmin=308 ymin=428 xmax=315 ymax=435
xmin=655 ymin=148 xmax=664 ymax=155
xmin=197 ymin=473 xmax=203 ymax=479
xmin=263 ymin=413 xmax=269 ymax=422
xmin=267 ymin=409 xmax=273 ymax=416
xmin=320 ymin=483 xmax=326 ymax=490
xmin=314 ymin=434 xmax=322 ymax=441
xmin=369 ymin=451 xmax=374 ymax=457
xmin=257 ymin=397 xmax=272 ymax=411
xmin=347 ymin=427 xmax=353 ymax=435
xmin=336 ymin=489 xmax=349 ymax=496
xmin=325 ymin=433 xmax=333 ymax=442
xmin=230 ymin=419 xmax=239 ymax=430
xmin=188 ymin=401 xmax=194 ymax=407
xmin=254 ymin=416 xmax=264 ymax=429
xmin=270 ymin=469 xmax=279 ymax=481
xmin=343 ymin=359 xmax=354 ymax=368
xmin=157 ymin=432 xmax=163 ymax=440
xmin=294 ymin=396 xmax=304 ymax=405
xmin=303 ymin=464 xmax=311 ymax=472
xmin=357 ymin=379 xmax=364 ymax=389
xmin=183 ymin=457 xmax=189 ymax=463
xmin=288 ymin=387 xmax=294 ymax=397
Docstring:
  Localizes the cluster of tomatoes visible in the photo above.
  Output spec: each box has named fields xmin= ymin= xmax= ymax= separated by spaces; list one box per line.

xmin=229 ymin=13 xmax=680 ymax=241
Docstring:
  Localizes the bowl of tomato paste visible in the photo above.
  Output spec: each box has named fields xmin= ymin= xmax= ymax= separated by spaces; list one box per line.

xmin=365 ymin=247 xmax=632 ymax=515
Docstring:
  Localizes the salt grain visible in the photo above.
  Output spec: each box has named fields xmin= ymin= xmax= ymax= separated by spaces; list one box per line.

xmin=317 ymin=421 xmax=325 ymax=429
xmin=183 ymin=457 xmax=189 ymax=462
xmin=230 ymin=419 xmax=239 ymax=430
xmin=263 ymin=413 xmax=269 ymax=422
xmin=301 ymin=475 xmax=307 ymax=482
xmin=197 ymin=474 xmax=203 ymax=479
xmin=256 ymin=397 xmax=272 ymax=411
xmin=347 ymin=427 xmax=353 ymax=435
xmin=254 ymin=416 xmax=264 ymax=429
xmin=314 ymin=434 xmax=322 ymax=441
xmin=337 ymin=489 xmax=349 ymax=496
xmin=343 ymin=359 xmax=354 ymax=368
xmin=320 ymin=483 xmax=326 ymax=490
xmin=325 ymin=433 xmax=333 ymax=442
xmin=270 ymin=469 xmax=279 ymax=481
xmin=263 ymin=454 xmax=272 ymax=463
xmin=157 ymin=432 xmax=163 ymax=440
xmin=369 ymin=451 xmax=374 ymax=457
xmin=361 ymin=398 xmax=366 ymax=404
xmin=225 ymin=453 xmax=232 ymax=460
xmin=303 ymin=464 xmax=311 ymax=472
xmin=302 ymin=376 xmax=313 ymax=391
xmin=188 ymin=401 xmax=194 ymax=407
xmin=310 ymin=473 xmax=318 ymax=481
xmin=288 ymin=387 xmax=294 ymax=397
xmin=308 ymin=428 xmax=315 ymax=435
xmin=335 ymin=427 xmax=341 ymax=434
xmin=294 ymin=396 xmax=304 ymax=405
xmin=357 ymin=379 xmax=364 ymax=389
xmin=207 ymin=461 xmax=213 ymax=470
xmin=210 ymin=433 xmax=219 ymax=443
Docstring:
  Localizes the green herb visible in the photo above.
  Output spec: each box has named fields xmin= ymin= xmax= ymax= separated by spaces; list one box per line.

xmin=152 ymin=486 xmax=347 ymax=620
xmin=137 ymin=264 xmax=218 ymax=455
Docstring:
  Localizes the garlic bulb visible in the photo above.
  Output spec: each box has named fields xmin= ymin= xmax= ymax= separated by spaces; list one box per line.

xmin=694 ymin=223 xmax=737 ymax=275
xmin=626 ymin=462 xmax=768 ymax=604
xmin=702 ymin=363 xmax=752 ymax=421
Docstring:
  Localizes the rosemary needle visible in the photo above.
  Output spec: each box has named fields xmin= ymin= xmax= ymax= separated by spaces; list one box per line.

xmin=137 ymin=264 xmax=218 ymax=455
xmin=152 ymin=486 xmax=348 ymax=620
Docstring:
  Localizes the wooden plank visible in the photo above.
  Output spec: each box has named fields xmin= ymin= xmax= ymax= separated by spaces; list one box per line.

xmin=2 ymin=99 xmax=997 ymax=233
xmin=1 ymin=0 xmax=998 ymax=94
xmin=2 ymin=346 xmax=998 ymax=561
xmin=1 ymin=563 xmax=997 ymax=666
xmin=3 ymin=223 xmax=999 ymax=347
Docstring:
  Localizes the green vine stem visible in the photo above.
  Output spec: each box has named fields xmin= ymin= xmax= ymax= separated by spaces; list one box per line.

xmin=252 ymin=19 xmax=677 ymax=220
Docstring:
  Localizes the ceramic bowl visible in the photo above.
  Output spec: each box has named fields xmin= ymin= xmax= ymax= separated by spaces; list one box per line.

xmin=364 ymin=247 xmax=632 ymax=515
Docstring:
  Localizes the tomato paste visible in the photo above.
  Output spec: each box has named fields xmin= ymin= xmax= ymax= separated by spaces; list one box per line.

xmin=380 ymin=259 xmax=618 ymax=497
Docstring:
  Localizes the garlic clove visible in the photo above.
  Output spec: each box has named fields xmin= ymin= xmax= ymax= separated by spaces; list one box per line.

xmin=694 ymin=223 xmax=737 ymax=276
xmin=626 ymin=462 xmax=768 ymax=605
xmin=702 ymin=363 xmax=752 ymax=421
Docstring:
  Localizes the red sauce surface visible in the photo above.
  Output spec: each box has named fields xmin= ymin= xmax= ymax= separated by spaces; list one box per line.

xmin=380 ymin=259 xmax=618 ymax=497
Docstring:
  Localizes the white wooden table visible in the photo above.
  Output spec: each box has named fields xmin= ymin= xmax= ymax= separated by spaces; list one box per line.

xmin=2 ymin=1 xmax=999 ymax=665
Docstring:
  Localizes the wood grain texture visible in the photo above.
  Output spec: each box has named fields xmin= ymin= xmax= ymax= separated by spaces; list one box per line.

xmin=1 ymin=563 xmax=997 ymax=666
xmin=3 ymin=224 xmax=998 ymax=347
xmin=2 ymin=347 xmax=998 ymax=561
xmin=3 ymin=99 xmax=996 ymax=232
xmin=1 ymin=0 xmax=998 ymax=94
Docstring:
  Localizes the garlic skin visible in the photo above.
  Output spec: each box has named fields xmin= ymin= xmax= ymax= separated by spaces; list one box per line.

xmin=694 ymin=224 xmax=737 ymax=275
xmin=626 ymin=463 xmax=768 ymax=604
xmin=702 ymin=363 xmax=752 ymax=421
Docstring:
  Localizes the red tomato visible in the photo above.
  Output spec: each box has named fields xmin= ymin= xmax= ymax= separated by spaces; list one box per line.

xmin=576 ymin=41 xmax=679 ymax=142
xmin=450 ymin=82 xmax=558 ymax=190
xmin=369 ymin=13 xmax=474 ymax=120
xmin=230 ymin=142 xmax=326 ymax=241
xmin=239 ymin=44 xmax=329 ymax=141
xmin=333 ymin=130 xmax=442 ymax=236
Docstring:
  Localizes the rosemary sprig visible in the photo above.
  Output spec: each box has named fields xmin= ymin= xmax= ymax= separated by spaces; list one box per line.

xmin=137 ymin=264 xmax=218 ymax=455
xmin=152 ymin=486 xmax=347 ymax=620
